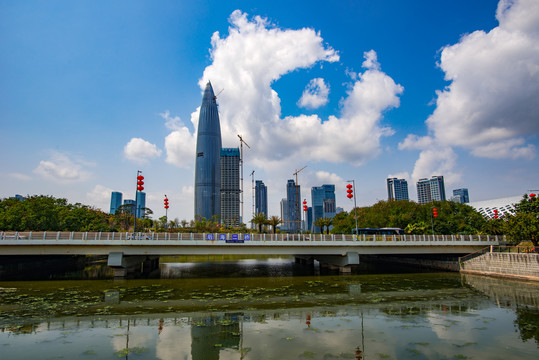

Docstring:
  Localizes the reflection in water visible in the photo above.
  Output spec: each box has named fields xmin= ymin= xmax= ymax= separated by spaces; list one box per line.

xmin=0 ymin=262 xmax=539 ymax=359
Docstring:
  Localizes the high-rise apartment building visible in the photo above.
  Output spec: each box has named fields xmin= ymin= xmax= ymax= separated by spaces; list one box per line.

xmin=452 ymin=188 xmax=470 ymax=203
xmin=110 ymin=191 xmax=123 ymax=214
xmin=194 ymin=81 xmax=222 ymax=221
xmin=255 ymin=180 xmax=268 ymax=216
xmin=417 ymin=176 xmax=446 ymax=204
xmin=311 ymin=184 xmax=336 ymax=233
xmin=220 ymin=148 xmax=240 ymax=227
xmin=387 ymin=178 xmax=409 ymax=201
xmin=286 ymin=179 xmax=301 ymax=232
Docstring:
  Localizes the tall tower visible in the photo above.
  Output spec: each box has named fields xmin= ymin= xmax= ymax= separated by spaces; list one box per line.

xmin=255 ymin=180 xmax=268 ymax=216
xmin=387 ymin=178 xmax=409 ymax=201
xmin=220 ymin=148 xmax=240 ymax=227
xmin=194 ymin=81 xmax=222 ymax=221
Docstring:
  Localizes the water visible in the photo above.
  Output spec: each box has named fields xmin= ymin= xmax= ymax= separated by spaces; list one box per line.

xmin=0 ymin=258 xmax=538 ymax=359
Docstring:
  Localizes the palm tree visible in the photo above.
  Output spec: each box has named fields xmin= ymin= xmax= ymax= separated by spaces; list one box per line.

xmin=251 ymin=213 xmax=268 ymax=233
xmin=314 ymin=217 xmax=326 ymax=234
xmin=267 ymin=216 xmax=282 ymax=234
xmin=322 ymin=217 xmax=333 ymax=234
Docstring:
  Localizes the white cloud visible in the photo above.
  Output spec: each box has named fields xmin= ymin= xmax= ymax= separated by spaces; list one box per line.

xmin=193 ymin=10 xmax=402 ymax=170
xmin=427 ymin=0 xmax=539 ymax=157
xmin=398 ymin=134 xmax=434 ymax=151
xmin=163 ymin=110 xmax=197 ymax=168
xmin=34 ymin=152 xmax=91 ymax=183
xmin=86 ymin=184 xmax=113 ymax=211
xmin=402 ymin=0 xmax=539 ymax=185
xmin=8 ymin=173 xmax=31 ymax=181
xmin=410 ymin=147 xmax=461 ymax=184
xmin=124 ymin=138 xmax=162 ymax=163
xmin=315 ymin=170 xmax=345 ymax=187
xmin=387 ymin=172 xmax=410 ymax=181
xmin=297 ymin=78 xmax=330 ymax=109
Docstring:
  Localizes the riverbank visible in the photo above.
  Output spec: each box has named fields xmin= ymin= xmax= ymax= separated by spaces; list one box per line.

xmin=460 ymin=252 xmax=539 ymax=282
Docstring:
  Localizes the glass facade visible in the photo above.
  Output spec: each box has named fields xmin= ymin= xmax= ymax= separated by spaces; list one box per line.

xmin=286 ymin=180 xmax=301 ymax=232
xmin=311 ymin=184 xmax=336 ymax=233
xmin=417 ymin=176 xmax=446 ymax=204
xmin=255 ymin=180 xmax=268 ymax=216
xmin=110 ymin=191 xmax=123 ymax=214
xmin=194 ymin=81 xmax=222 ymax=221
xmin=453 ymin=188 xmax=470 ymax=203
xmin=387 ymin=178 xmax=409 ymax=201
xmin=220 ymin=148 xmax=240 ymax=227
xmin=136 ymin=191 xmax=146 ymax=219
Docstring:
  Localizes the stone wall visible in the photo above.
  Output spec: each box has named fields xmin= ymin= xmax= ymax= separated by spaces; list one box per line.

xmin=460 ymin=252 xmax=539 ymax=281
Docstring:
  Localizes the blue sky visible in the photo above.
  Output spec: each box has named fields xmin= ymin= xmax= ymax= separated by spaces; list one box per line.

xmin=1 ymin=0 xmax=538 ymax=223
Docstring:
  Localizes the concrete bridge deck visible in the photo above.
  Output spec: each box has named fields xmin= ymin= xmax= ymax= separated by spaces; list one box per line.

xmin=0 ymin=231 xmax=500 ymax=256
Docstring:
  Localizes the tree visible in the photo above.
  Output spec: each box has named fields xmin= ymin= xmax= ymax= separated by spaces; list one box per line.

xmin=505 ymin=194 xmax=539 ymax=246
xmin=251 ymin=213 xmax=268 ymax=233
xmin=314 ymin=217 xmax=330 ymax=234
xmin=321 ymin=217 xmax=333 ymax=234
xmin=267 ymin=216 xmax=281 ymax=234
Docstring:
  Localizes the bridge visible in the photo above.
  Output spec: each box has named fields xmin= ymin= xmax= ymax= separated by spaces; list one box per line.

xmin=0 ymin=231 xmax=501 ymax=276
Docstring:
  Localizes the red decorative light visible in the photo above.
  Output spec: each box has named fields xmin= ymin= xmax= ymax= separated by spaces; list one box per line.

xmin=137 ymin=175 xmax=144 ymax=181
xmin=494 ymin=209 xmax=499 ymax=219
xmin=346 ymin=184 xmax=353 ymax=189
xmin=347 ymin=193 xmax=353 ymax=199
xmin=432 ymin=208 xmax=438 ymax=218
xmin=164 ymin=205 xmax=169 ymax=209
xmin=137 ymin=186 xmax=144 ymax=191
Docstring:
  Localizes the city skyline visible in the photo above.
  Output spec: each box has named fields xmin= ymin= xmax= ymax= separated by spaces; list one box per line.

xmin=2 ymin=0 xmax=538 ymax=222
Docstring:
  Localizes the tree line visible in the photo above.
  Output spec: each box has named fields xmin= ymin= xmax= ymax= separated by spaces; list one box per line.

xmin=1 ymin=194 xmax=537 ymax=245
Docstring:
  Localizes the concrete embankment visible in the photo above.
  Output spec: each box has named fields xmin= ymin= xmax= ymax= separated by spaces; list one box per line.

xmin=460 ymin=252 xmax=539 ymax=282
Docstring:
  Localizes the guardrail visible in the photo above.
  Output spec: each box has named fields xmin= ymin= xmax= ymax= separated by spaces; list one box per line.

xmin=459 ymin=245 xmax=538 ymax=265
xmin=0 ymin=231 xmax=503 ymax=243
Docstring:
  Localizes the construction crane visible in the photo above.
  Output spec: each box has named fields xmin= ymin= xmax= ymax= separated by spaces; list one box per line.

xmin=293 ymin=166 xmax=307 ymax=232
xmin=213 ymin=88 xmax=224 ymax=100
xmin=238 ymin=134 xmax=251 ymax=224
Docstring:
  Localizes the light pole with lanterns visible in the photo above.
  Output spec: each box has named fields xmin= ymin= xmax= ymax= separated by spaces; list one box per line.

xmin=346 ymin=180 xmax=358 ymax=238
xmin=134 ymin=171 xmax=144 ymax=234
xmin=164 ymin=195 xmax=169 ymax=230
xmin=302 ymin=199 xmax=308 ymax=232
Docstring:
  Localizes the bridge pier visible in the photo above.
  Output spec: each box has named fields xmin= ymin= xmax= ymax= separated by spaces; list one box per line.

xmin=295 ymin=252 xmax=359 ymax=274
xmin=107 ymin=252 xmax=160 ymax=278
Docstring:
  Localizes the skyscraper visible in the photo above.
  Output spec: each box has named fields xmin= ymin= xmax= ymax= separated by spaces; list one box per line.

xmin=453 ymin=188 xmax=470 ymax=203
xmin=255 ymin=180 xmax=268 ymax=216
xmin=110 ymin=191 xmax=123 ymax=214
xmin=123 ymin=199 xmax=136 ymax=216
xmin=280 ymin=198 xmax=289 ymax=231
xmin=220 ymin=148 xmax=240 ymax=227
xmin=194 ymin=81 xmax=222 ymax=221
xmin=417 ymin=176 xmax=446 ymax=204
xmin=286 ymin=179 xmax=301 ymax=232
xmin=136 ymin=191 xmax=146 ymax=219
xmin=311 ymin=184 xmax=336 ymax=232
xmin=387 ymin=178 xmax=409 ymax=201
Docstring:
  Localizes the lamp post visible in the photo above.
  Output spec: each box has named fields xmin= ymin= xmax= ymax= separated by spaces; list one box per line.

xmin=347 ymin=180 xmax=358 ymax=239
xmin=164 ymin=195 xmax=169 ymax=230
xmin=134 ymin=170 xmax=144 ymax=235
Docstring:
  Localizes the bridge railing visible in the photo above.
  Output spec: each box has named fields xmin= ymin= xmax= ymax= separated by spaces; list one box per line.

xmin=0 ymin=231 xmax=503 ymax=243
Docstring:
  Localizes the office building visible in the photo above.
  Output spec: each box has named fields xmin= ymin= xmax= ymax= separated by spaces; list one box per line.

xmin=280 ymin=199 xmax=289 ymax=231
xmin=305 ymin=206 xmax=313 ymax=232
xmin=255 ymin=180 xmax=268 ymax=216
xmin=286 ymin=179 xmax=301 ymax=232
xmin=387 ymin=178 xmax=409 ymax=201
xmin=311 ymin=184 xmax=336 ymax=233
xmin=194 ymin=81 xmax=222 ymax=221
xmin=220 ymin=148 xmax=240 ymax=227
xmin=123 ymin=199 xmax=136 ymax=216
xmin=136 ymin=191 xmax=146 ymax=219
xmin=110 ymin=191 xmax=123 ymax=214
xmin=452 ymin=188 xmax=470 ymax=203
xmin=417 ymin=176 xmax=446 ymax=204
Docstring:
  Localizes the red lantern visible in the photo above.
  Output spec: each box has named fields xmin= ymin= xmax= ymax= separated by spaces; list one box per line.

xmin=137 ymin=186 xmax=144 ymax=191
xmin=432 ymin=208 xmax=438 ymax=218
xmin=137 ymin=175 xmax=144 ymax=181
xmin=164 ymin=197 xmax=169 ymax=209
xmin=347 ymin=193 xmax=353 ymax=199
xmin=493 ymin=209 xmax=498 ymax=219
xmin=136 ymin=174 xmax=144 ymax=192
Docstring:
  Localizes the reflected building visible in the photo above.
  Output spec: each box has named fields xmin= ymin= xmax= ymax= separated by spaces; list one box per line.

xmin=194 ymin=81 xmax=222 ymax=221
